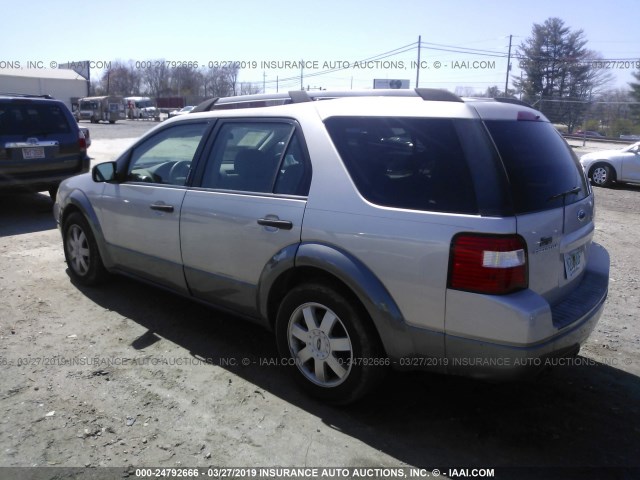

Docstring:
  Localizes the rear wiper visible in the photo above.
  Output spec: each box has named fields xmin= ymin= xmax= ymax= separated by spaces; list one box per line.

xmin=548 ymin=186 xmax=581 ymax=201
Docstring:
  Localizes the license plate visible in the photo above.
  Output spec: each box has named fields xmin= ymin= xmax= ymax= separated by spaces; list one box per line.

xmin=564 ymin=248 xmax=585 ymax=280
xmin=22 ymin=147 xmax=45 ymax=159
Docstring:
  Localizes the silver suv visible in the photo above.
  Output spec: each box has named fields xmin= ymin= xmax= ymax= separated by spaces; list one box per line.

xmin=54 ymin=89 xmax=609 ymax=404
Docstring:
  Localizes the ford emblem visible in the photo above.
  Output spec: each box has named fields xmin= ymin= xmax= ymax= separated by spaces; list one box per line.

xmin=577 ymin=209 xmax=587 ymax=221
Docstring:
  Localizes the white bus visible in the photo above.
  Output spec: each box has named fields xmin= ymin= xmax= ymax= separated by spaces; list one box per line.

xmin=76 ymin=96 xmax=126 ymax=124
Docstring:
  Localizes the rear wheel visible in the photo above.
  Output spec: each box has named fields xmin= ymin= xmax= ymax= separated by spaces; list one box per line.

xmin=275 ymin=283 xmax=386 ymax=404
xmin=590 ymin=164 xmax=613 ymax=187
xmin=62 ymin=212 xmax=107 ymax=285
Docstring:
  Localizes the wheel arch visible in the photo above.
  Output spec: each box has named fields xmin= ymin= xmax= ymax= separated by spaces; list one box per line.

xmin=61 ymin=191 xmax=114 ymax=269
xmin=258 ymin=242 xmax=411 ymax=359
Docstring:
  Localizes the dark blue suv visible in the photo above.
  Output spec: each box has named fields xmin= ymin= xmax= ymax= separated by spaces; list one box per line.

xmin=0 ymin=94 xmax=90 ymax=200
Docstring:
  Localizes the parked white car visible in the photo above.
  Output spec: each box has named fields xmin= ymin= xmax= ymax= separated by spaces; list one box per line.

xmin=580 ymin=142 xmax=640 ymax=187
xmin=168 ymin=106 xmax=195 ymax=118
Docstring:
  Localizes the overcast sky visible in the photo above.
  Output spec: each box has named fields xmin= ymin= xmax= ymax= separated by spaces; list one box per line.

xmin=3 ymin=0 xmax=639 ymax=93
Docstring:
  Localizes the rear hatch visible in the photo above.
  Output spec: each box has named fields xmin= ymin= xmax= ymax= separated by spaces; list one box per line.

xmin=478 ymin=106 xmax=593 ymax=311
xmin=0 ymin=99 xmax=84 ymax=181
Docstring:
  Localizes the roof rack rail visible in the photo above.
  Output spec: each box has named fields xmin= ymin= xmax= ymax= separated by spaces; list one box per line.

xmin=288 ymin=90 xmax=312 ymax=103
xmin=190 ymin=97 xmax=219 ymax=113
xmin=0 ymin=92 xmax=54 ymax=99
xmin=190 ymin=87 xmax=465 ymax=113
xmin=415 ymin=88 xmax=463 ymax=103
xmin=493 ymin=97 xmax=532 ymax=108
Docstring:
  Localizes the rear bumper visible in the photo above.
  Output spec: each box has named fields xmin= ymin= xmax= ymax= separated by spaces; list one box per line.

xmin=0 ymin=156 xmax=90 ymax=192
xmin=443 ymin=284 xmax=606 ymax=379
xmin=391 ymin=242 xmax=609 ymax=379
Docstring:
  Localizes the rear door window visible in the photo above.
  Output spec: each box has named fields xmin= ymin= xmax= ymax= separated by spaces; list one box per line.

xmin=199 ymin=121 xmax=310 ymax=196
xmin=484 ymin=120 xmax=588 ymax=214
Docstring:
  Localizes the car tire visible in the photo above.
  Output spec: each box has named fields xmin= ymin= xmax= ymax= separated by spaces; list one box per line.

xmin=590 ymin=164 xmax=614 ymax=187
xmin=275 ymin=282 xmax=386 ymax=404
xmin=62 ymin=212 xmax=107 ymax=286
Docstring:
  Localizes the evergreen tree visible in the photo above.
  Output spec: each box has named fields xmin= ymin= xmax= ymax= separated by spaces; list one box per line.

xmin=514 ymin=18 xmax=610 ymax=131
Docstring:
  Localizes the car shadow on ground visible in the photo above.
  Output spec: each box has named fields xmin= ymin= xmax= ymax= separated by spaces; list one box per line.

xmin=610 ymin=182 xmax=640 ymax=192
xmin=74 ymin=275 xmax=640 ymax=477
xmin=0 ymin=192 xmax=56 ymax=237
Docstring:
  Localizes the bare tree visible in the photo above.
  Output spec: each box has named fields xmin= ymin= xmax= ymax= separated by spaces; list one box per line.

xmin=240 ymin=82 xmax=262 ymax=95
xmin=143 ymin=60 xmax=171 ymax=98
xmin=202 ymin=65 xmax=240 ymax=98
xmin=170 ymin=65 xmax=202 ymax=97
xmin=100 ymin=60 xmax=141 ymax=96
xmin=453 ymin=86 xmax=479 ymax=97
xmin=590 ymin=88 xmax=635 ymax=137
xmin=629 ymin=69 xmax=640 ymax=125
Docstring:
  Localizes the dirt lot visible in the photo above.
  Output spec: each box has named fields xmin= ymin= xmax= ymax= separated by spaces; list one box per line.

xmin=0 ymin=125 xmax=639 ymax=479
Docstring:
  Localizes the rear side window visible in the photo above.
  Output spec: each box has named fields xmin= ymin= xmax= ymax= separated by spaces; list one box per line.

xmin=325 ymin=117 xmax=478 ymax=214
xmin=484 ymin=120 xmax=588 ymax=214
xmin=0 ymin=103 xmax=71 ymax=136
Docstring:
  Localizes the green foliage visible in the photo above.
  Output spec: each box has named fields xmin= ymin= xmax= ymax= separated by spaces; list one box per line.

xmin=609 ymin=118 xmax=637 ymax=138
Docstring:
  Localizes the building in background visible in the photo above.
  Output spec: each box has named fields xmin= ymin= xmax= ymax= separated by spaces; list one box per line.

xmin=0 ymin=69 xmax=89 ymax=112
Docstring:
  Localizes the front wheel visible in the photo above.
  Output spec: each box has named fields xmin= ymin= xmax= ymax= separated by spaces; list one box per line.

xmin=62 ymin=212 xmax=107 ymax=285
xmin=275 ymin=283 xmax=386 ymax=404
xmin=590 ymin=164 xmax=613 ymax=187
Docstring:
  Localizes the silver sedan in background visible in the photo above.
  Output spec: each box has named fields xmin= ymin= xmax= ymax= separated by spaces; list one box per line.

xmin=580 ymin=142 xmax=640 ymax=187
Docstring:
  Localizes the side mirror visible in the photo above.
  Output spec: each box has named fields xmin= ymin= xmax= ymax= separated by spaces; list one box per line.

xmin=92 ymin=161 xmax=118 ymax=183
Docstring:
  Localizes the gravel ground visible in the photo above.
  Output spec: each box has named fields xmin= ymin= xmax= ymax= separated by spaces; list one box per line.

xmin=0 ymin=126 xmax=638 ymax=480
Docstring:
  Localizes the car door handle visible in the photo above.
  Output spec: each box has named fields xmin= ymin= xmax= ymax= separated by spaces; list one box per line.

xmin=150 ymin=203 xmax=175 ymax=213
xmin=257 ymin=218 xmax=293 ymax=230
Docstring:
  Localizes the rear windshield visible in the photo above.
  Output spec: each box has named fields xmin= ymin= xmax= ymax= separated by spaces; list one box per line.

xmin=325 ymin=117 xmax=479 ymax=214
xmin=0 ymin=102 xmax=72 ymax=136
xmin=484 ymin=120 xmax=588 ymax=214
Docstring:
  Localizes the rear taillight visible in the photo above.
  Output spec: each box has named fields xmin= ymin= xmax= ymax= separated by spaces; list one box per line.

xmin=78 ymin=131 xmax=87 ymax=151
xmin=449 ymin=234 xmax=528 ymax=295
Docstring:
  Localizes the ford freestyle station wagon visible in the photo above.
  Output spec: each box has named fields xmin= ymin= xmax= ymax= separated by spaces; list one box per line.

xmin=54 ymin=89 xmax=609 ymax=404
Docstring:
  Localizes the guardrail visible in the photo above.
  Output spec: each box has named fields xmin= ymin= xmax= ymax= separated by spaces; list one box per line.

xmin=563 ymin=134 xmax=637 ymax=145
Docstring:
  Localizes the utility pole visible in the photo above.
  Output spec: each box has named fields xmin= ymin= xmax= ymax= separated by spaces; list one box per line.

xmin=504 ymin=34 xmax=513 ymax=96
xmin=416 ymin=35 xmax=422 ymax=88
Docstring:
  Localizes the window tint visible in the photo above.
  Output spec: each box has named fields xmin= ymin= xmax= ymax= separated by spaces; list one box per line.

xmin=127 ymin=123 xmax=208 ymax=185
xmin=324 ymin=117 xmax=478 ymax=214
xmin=484 ymin=120 xmax=588 ymax=213
xmin=0 ymin=103 xmax=71 ymax=136
xmin=201 ymin=122 xmax=301 ymax=194
xmin=274 ymin=135 xmax=310 ymax=196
